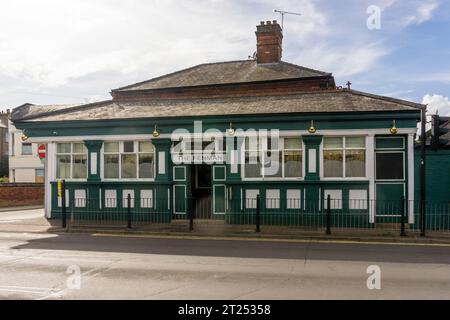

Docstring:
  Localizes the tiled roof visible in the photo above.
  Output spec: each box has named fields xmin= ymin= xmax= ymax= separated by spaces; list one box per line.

xmin=113 ymin=60 xmax=332 ymax=91
xmin=437 ymin=117 xmax=450 ymax=146
xmin=12 ymin=89 xmax=423 ymax=123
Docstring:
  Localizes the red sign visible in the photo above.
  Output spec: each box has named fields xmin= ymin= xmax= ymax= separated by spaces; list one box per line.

xmin=38 ymin=144 xmax=46 ymax=159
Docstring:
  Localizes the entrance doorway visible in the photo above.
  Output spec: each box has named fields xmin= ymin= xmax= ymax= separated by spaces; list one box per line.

xmin=191 ymin=164 xmax=212 ymax=219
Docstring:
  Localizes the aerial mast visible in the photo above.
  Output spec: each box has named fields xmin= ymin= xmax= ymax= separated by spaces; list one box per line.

xmin=273 ymin=9 xmax=302 ymax=31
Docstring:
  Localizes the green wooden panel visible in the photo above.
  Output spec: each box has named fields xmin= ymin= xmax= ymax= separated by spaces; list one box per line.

xmin=174 ymin=166 xmax=186 ymax=181
xmin=214 ymin=185 xmax=226 ymax=214
xmin=213 ymin=166 xmax=226 ymax=181
xmin=174 ymin=185 xmax=187 ymax=214
xmin=376 ymin=183 xmax=404 ymax=216
xmin=376 ymin=137 xmax=404 ymax=149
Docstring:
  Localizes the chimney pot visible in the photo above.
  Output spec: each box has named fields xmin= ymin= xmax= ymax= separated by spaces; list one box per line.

xmin=260 ymin=21 xmax=265 ymax=25
xmin=273 ymin=20 xmax=277 ymax=24
xmin=266 ymin=20 xmax=272 ymax=25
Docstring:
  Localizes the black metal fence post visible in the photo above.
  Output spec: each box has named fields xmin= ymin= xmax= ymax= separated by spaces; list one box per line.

xmin=256 ymin=195 xmax=261 ymax=233
xmin=326 ymin=195 xmax=331 ymax=235
xmin=61 ymin=180 xmax=67 ymax=229
xmin=127 ymin=194 xmax=132 ymax=229
xmin=400 ymin=196 xmax=407 ymax=237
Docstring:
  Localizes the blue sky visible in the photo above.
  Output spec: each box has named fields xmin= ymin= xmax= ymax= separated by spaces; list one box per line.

xmin=0 ymin=0 xmax=449 ymax=114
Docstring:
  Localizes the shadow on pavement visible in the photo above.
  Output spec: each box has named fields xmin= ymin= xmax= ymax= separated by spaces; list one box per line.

xmin=11 ymin=232 xmax=450 ymax=264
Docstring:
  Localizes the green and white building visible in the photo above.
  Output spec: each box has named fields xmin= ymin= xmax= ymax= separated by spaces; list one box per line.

xmin=11 ymin=21 xmax=425 ymax=226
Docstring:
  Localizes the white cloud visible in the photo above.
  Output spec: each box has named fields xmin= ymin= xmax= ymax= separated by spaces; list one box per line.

xmin=423 ymin=94 xmax=450 ymax=116
xmin=0 ymin=0 xmax=331 ymax=109
xmin=401 ymin=0 xmax=440 ymax=26
xmin=296 ymin=41 xmax=390 ymax=78
xmin=0 ymin=0 xmax=441 ymax=111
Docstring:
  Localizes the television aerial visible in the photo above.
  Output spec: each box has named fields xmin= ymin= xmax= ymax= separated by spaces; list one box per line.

xmin=273 ymin=9 xmax=302 ymax=30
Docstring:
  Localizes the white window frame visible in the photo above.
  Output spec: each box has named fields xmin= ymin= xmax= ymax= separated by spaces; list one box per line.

xmin=102 ymin=141 xmax=156 ymax=181
xmin=242 ymin=137 xmax=304 ymax=181
xmin=55 ymin=143 xmax=88 ymax=181
xmin=322 ymin=136 xmax=368 ymax=180
xmin=21 ymin=142 xmax=33 ymax=156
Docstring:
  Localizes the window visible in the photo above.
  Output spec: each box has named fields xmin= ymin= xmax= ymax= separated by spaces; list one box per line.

xmin=35 ymin=168 xmax=44 ymax=183
xmin=376 ymin=152 xmax=404 ymax=180
xmin=375 ymin=137 xmax=405 ymax=181
xmin=284 ymin=138 xmax=303 ymax=178
xmin=104 ymin=141 xmax=155 ymax=180
xmin=243 ymin=137 xmax=303 ymax=179
xmin=323 ymin=137 xmax=366 ymax=178
xmin=286 ymin=189 xmax=302 ymax=209
xmin=21 ymin=143 xmax=32 ymax=155
xmin=56 ymin=143 xmax=88 ymax=179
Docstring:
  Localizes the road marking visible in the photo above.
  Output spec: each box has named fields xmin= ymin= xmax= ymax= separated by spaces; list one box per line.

xmin=0 ymin=286 xmax=59 ymax=295
xmin=92 ymin=233 xmax=450 ymax=247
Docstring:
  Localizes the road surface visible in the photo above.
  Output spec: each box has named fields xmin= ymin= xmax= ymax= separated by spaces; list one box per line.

xmin=0 ymin=229 xmax=449 ymax=300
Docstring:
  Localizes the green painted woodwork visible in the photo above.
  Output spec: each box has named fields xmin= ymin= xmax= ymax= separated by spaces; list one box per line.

xmin=84 ymin=140 xmax=103 ymax=182
xmin=213 ymin=185 xmax=226 ymax=214
xmin=153 ymin=139 xmax=172 ymax=182
xmin=375 ymin=183 xmax=404 ymax=222
xmin=303 ymin=135 xmax=322 ymax=181
xmin=174 ymin=166 xmax=186 ymax=181
xmin=413 ymin=148 xmax=450 ymax=230
xmin=213 ymin=166 xmax=226 ymax=181
xmin=375 ymin=137 xmax=405 ymax=149
xmin=174 ymin=185 xmax=187 ymax=214
xmin=16 ymin=111 xmax=420 ymax=139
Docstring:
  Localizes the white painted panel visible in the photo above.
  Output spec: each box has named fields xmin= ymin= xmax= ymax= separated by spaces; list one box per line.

xmin=105 ymin=190 xmax=117 ymax=208
xmin=46 ymin=143 xmax=56 ymax=218
xmin=123 ymin=190 xmax=135 ymax=208
xmin=140 ymin=190 xmax=153 ymax=208
xmin=245 ymin=189 xmax=260 ymax=209
xmin=324 ymin=190 xmax=343 ymax=210
xmin=230 ymin=150 xmax=238 ymax=174
xmin=90 ymin=152 xmax=97 ymax=175
xmin=158 ymin=152 xmax=166 ymax=175
xmin=266 ymin=189 xmax=280 ymax=209
xmin=349 ymin=189 xmax=368 ymax=210
xmin=57 ymin=189 xmax=69 ymax=208
xmin=74 ymin=190 xmax=86 ymax=208
xmin=287 ymin=189 xmax=302 ymax=209
xmin=308 ymin=149 xmax=317 ymax=173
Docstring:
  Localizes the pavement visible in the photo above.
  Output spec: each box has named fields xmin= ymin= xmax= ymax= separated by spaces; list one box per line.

xmin=0 ymin=208 xmax=449 ymax=299
xmin=1 ymin=231 xmax=450 ymax=300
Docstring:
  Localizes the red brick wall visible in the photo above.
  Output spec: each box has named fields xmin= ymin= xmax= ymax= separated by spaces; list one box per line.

xmin=0 ymin=184 xmax=44 ymax=208
xmin=112 ymin=78 xmax=333 ymax=102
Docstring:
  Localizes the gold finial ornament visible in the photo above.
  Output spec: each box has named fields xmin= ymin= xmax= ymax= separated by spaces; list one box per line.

xmin=308 ymin=120 xmax=317 ymax=134
xmin=21 ymin=132 xmax=29 ymax=142
xmin=152 ymin=125 xmax=160 ymax=138
xmin=390 ymin=120 xmax=398 ymax=135
xmin=228 ymin=122 xmax=235 ymax=136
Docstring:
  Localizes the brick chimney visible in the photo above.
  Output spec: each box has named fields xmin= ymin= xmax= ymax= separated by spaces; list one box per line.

xmin=255 ymin=20 xmax=283 ymax=64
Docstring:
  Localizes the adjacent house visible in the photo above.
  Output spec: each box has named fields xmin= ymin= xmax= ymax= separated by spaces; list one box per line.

xmin=0 ymin=111 xmax=9 ymax=178
xmin=11 ymin=21 xmax=425 ymax=227
xmin=8 ymin=121 xmax=45 ymax=183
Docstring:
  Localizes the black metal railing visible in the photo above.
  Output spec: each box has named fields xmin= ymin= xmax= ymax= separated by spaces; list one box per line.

xmin=60 ymin=194 xmax=450 ymax=236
